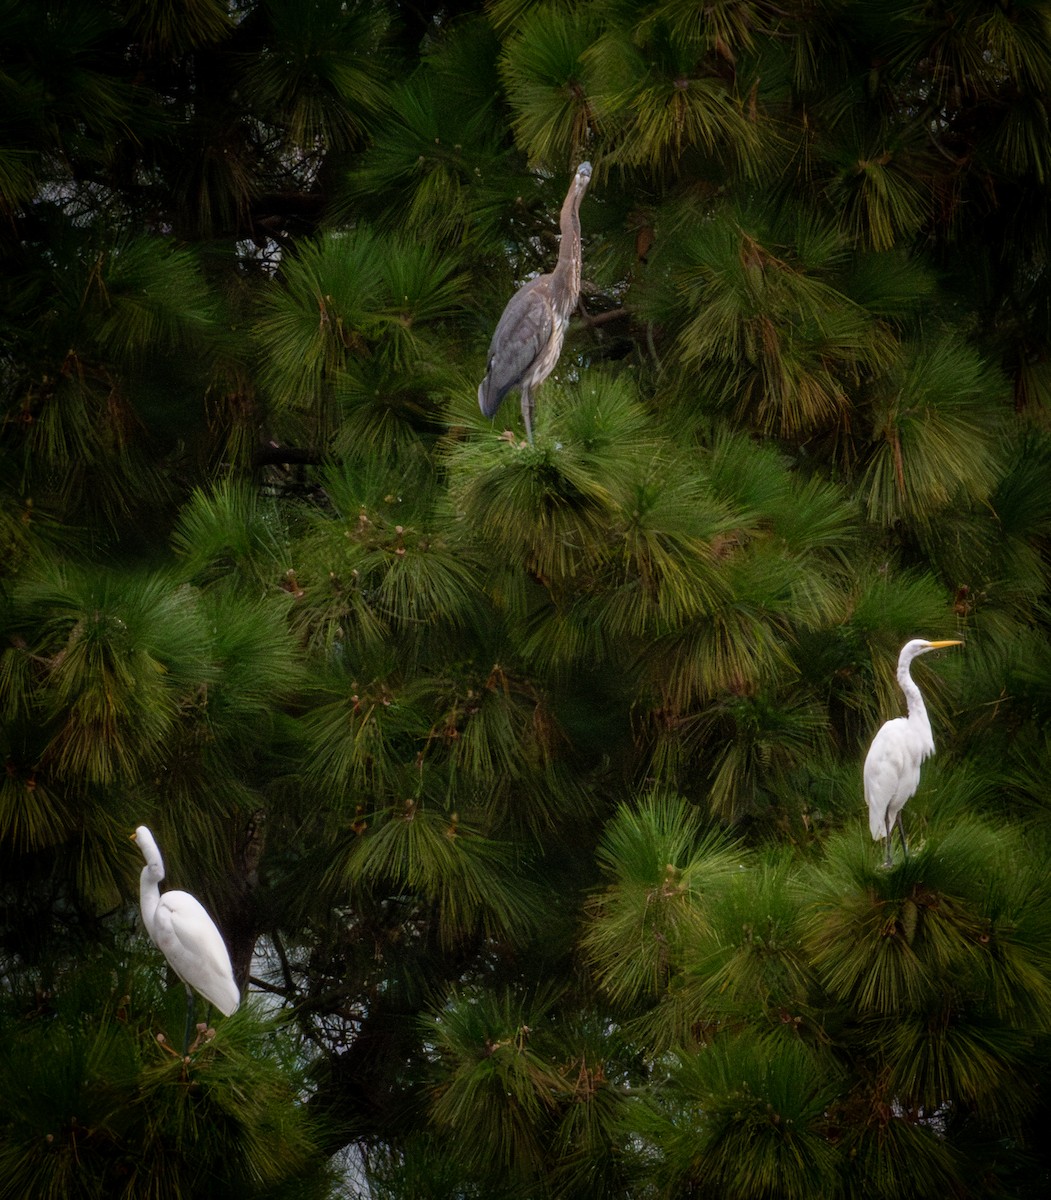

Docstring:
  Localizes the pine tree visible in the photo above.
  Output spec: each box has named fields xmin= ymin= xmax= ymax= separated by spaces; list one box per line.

xmin=4 ymin=2 xmax=1051 ymax=1197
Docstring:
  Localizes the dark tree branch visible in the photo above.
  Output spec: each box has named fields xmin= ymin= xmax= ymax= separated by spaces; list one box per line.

xmin=252 ymin=445 xmax=326 ymax=467
xmin=579 ymin=305 xmax=630 ymax=328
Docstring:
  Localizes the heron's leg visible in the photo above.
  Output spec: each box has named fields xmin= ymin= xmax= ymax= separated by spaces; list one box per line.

xmin=883 ymin=813 xmax=894 ymax=868
xmin=182 ymin=986 xmax=195 ymax=1056
xmin=897 ymin=811 xmax=909 ymax=860
xmin=521 ymin=385 xmax=534 ymax=445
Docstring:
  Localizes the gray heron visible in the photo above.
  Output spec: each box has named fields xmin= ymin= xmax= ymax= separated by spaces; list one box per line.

xmin=479 ymin=161 xmax=593 ymax=444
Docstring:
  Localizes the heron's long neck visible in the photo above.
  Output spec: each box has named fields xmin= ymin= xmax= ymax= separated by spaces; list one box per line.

xmin=553 ymin=190 xmax=583 ymax=315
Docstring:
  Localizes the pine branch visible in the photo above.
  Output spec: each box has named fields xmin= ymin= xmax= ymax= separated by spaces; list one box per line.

xmin=579 ymin=305 xmax=630 ymax=328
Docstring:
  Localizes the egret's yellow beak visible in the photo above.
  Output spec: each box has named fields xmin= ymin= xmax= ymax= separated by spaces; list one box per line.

xmin=928 ymin=640 xmax=963 ymax=649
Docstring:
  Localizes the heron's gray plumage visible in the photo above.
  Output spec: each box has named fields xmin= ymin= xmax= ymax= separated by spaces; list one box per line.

xmin=479 ymin=161 xmax=592 ymax=443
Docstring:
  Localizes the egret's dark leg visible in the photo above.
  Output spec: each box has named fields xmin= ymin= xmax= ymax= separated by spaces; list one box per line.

xmin=182 ymin=986 xmax=195 ymax=1056
xmin=883 ymin=814 xmax=894 ymax=868
xmin=521 ymin=385 xmax=534 ymax=445
xmin=897 ymin=811 xmax=909 ymax=861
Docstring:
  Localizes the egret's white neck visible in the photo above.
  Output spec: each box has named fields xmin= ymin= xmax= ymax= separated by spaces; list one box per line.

xmin=898 ymin=659 xmax=930 ymax=730
xmin=139 ymin=865 xmax=161 ymax=928
xmin=135 ymin=827 xmax=166 ymax=930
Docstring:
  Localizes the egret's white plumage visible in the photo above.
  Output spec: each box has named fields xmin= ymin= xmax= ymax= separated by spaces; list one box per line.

xmin=863 ymin=639 xmax=962 ymax=867
xmin=133 ymin=825 xmax=239 ymax=1017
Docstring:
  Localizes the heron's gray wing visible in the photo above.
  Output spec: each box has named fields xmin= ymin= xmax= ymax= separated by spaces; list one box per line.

xmin=478 ymin=278 xmax=554 ymax=417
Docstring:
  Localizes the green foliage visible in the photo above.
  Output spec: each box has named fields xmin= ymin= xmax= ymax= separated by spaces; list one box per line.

xmin=2 ymin=233 xmax=220 ymax=527
xmin=172 ymin=480 xmax=293 ymax=591
xmin=500 ymin=4 xmax=598 ymax=169
xmin=124 ymin=0 xmax=232 ymax=54
xmin=820 ymin=112 xmax=933 ymax=251
xmin=6 ymin=1 xmax=1051 ymax=1196
xmin=650 ymin=1034 xmax=843 ymax=1200
xmin=325 ymin=803 xmax=542 ymax=947
xmin=1 ymin=565 xmax=212 ymax=790
xmin=859 ymin=332 xmax=1008 ymax=529
xmin=0 ymin=954 xmax=335 ymax=1200
xmin=257 ymin=228 xmax=465 ymax=418
xmin=446 ymin=414 xmax=621 ymax=584
xmin=581 ymin=793 xmax=741 ymax=1006
xmin=584 ymin=15 xmax=764 ymax=176
xmin=424 ymin=987 xmax=565 ymax=1183
xmin=645 ymin=850 xmax=815 ymax=1053
xmin=336 ymin=45 xmax=516 ymax=253
xmin=637 ymin=199 xmax=893 ymax=440
xmin=239 ymin=0 xmax=390 ymax=152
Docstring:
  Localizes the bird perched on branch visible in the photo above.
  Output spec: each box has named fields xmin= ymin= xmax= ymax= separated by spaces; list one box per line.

xmin=133 ymin=825 xmax=239 ymax=1051
xmin=479 ymin=161 xmax=592 ymax=444
xmin=864 ymin=639 xmax=962 ymax=868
